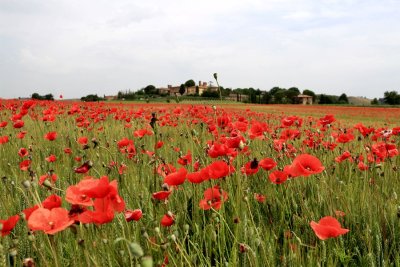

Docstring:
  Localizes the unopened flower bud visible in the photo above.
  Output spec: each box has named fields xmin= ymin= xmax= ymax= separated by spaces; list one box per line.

xmin=129 ymin=242 xmax=144 ymax=258
xmin=141 ymin=256 xmax=153 ymax=267
xmin=22 ymin=180 xmax=31 ymax=189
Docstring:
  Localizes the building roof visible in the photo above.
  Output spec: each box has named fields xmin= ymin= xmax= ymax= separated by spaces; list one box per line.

xmin=297 ymin=94 xmax=313 ymax=98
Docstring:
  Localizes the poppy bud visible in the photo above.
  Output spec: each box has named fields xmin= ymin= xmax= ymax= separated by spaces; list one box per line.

xmin=22 ymin=180 xmax=31 ymax=189
xmin=169 ymin=234 xmax=176 ymax=242
xmin=129 ymin=242 xmax=144 ymax=258
xmin=42 ymin=179 xmax=53 ymax=189
xmin=183 ymin=224 xmax=190 ymax=232
xmin=9 ymin=248 xmax=17 ymax=257
xmin=141 ymin=256 xmax=153 ymax=267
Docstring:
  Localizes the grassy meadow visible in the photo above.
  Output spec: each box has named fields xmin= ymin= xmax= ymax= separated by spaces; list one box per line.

xmin=0 ymin=99 xmax=399 ymax=266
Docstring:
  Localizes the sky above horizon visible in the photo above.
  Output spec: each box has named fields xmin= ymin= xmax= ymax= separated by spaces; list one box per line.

xmin=1 ymin=0 xmax=399 ymax=99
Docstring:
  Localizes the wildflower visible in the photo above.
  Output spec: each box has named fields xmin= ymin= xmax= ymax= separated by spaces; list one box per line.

xmin=284 ymin=154 xmax=325 ymax=178
xmin=269 ymin=170 xmax=288 ymax=184
xmin=164 ymin=168 xmax=187 ymax=186
xmin=310 ymin=216 xmax=349 ymax=240
xmin=0 ymin=215 xmax=20 ymax=236
xmin=28 ymin=208 xmax=74 ymax=235
xmin=199 ymin=186 xmax=228 ymax=210
xmin=125 ymin=209 xmax=143 ymax=222
xmin=44 ymin=131 xmax=57 ymax=141
xmin=160 ymin=213 xmax=175 ymax=227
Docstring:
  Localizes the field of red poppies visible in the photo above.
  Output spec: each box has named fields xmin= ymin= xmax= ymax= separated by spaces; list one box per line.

xmin=0 ymin=99 xmax=399 ymax=266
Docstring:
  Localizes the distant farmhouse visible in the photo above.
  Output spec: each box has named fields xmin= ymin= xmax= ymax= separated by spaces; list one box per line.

xmin=297 ymin=94 xmax=313 ymax=105
xmin=158 ymin=81 xmax=219 ymax=96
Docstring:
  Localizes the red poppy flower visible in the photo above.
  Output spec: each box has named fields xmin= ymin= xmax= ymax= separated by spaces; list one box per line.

xmin=125 ymin=209 xmax=143 ymax=222
xmin=157 ymin=163 xmax=176 ymax=177
xmin=319 ymin=115 xmax=335 ymax=126
xmin=335 ymin=151 xmax=352 ymax=163
xmin=254 ymin=193 xmax=266 ymax=203
xmin=155 ymin=141 xmax=164 ymax=149
xmin=152 ymin=190 xmax=172 ymax=200
xmin=118 ymin=163 xmax=127 ymax=174
xmin=78 ymin=137 xmax=88 ymax=145
xmin=59 ymin=95 xmax=63 ymax=99
xmin=78 ymin=197 xmax=115 ymax=225
xmin=310 ymin=216 xmax=349 ymax=240
xmin=75 ymin=176 xmax=111 ymax=198
xmin=206 ymin=160 xmax=235 ymax=180
xmin=13 ymin=120 xmax=24 ymax=128
xmin=42 ymin=194 xmax=62 ymax=210
xmin=17 ymin=131 xmax=27 ymax=139
xmin=357 ymin=161 xmax=369 ymax=171
xmin=28 ymin=207 xmax=74 ymax=235
xmin=65 ymin=186 xmax=94 ymax=206
xmin=0 ymin=215 xmax=20 ymax=236
xmin=199 ymin=186 xmax=228 ymax=210
xmin=0 ymin=136 xmax=9 ymax=144
xmin=187 ymin=171 xmax=204 ymax=184
xmin=248 ymin=121 xmax=268 ymax=139
xmin=22 ymin=205 xmax=39 ymax=220
xmin=117 ymin=137 xmax=133 ymax=148
xmin=160 ymin=213 xmax=175 ymax=227
xmin=74 ymin=160 xmax=93 ymax=174
xmin=284 ymin=154 xmax=325 ymax=178
xmin=64 ymin=147 xmax=72 ymax=154
xmin=45 ymin=154 xmax=57 ymax=162
xmin=108 ymin=180 xmax=126 ymax=212
xmin=20 ymin=160 xmax=31 ymax=171
xmin=207 ymin=143 xmax=229 ymax=158
xmin=18 ymin=148 xmax=29 ymax=157
xmin=336 ymin=132 xmax=354 ymax=143
xmin=44 ymin=131 xmax=57 ymax=141
xmin=164 ymin=167 xmax=187 ymax=186
xmin=259 ymin=158 xmax=277 ymax=171
xmin=177 ymin=150 xmax=192 ymax=166
xmin=134 ymin=128 xmax=153 ymax=138
xmin=241 ymin=159 xmax=259 ymax=175
xmin=269 ymin=170 xmax=288 ymax=184
xmin=0 ymin=121 xmax=7 ymax=128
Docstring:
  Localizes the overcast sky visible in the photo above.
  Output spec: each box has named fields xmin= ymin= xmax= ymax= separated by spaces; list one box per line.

xmin=1 ymin=0 xmax=399 ymax=99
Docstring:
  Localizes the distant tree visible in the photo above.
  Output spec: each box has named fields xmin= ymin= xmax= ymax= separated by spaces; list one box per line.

xmin=31 ymin=93 xmax=54 ymax=100
xmin=221 ymin=87 xmax=231 ymax=96
xmin=384 ymin=91 xmax=400 ymax=105
xmin=195 ymin=86 xmax=199 ymax=95
xmin=202 ymin=90 xmax=219 ymax=98
xmin=371 ymin=98 xmax=379 ymax=105
xmin=318 ymin=94 xmax=334 ymax=104
xmin=272 ymin=88 xmax=287 ymax=104
xmin=261 ymin=91 xmax=272 ymax=104
xmin=184 ymin=79 xmax=196 ymax=87
xmin=179 ymin=84 xmax=186 ymax=96
xmin=286 ymin=87 xmax=300 ymax=104
xmin=32 ymin=93 xmax=42 ymax=100
xmin=338 ymin=93 xmax=349 ymax=104
xmin=44 ymin=94 xmax=54 ymax=101
xmin=144 ymin=85 xmax=157 ymax=95
xmin=81 ymin=94 xmax=104 ymax=102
